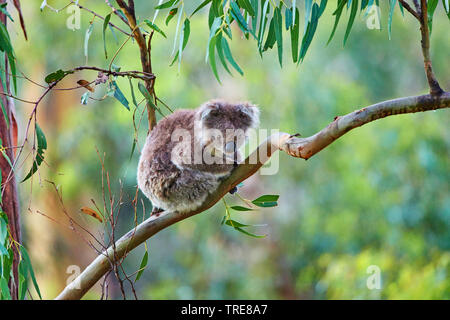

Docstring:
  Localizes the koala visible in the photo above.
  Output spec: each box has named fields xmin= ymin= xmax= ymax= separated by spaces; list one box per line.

xmin=137 ymin=99 xmax=259 ymax=213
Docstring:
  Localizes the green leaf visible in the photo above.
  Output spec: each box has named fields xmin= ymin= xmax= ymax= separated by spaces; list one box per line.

xmin=144 ymin=20 xmax=167 ymax=38
xmin=221 ymin=37 xmax=244 ymax=75
xmin=304 ymin=0 xmax=313 ymax=34
xmin=208 ymin=17 xmax=222 ymax=42
xmin=230 ymin=1 xmax=254 ymax=37
xmin=299 ymin=3 xmax=320 ymax=61
xmin=138 ymin=82 xmax=164 ymax=117
xmin=263 ymin=18 xmax=276 ymax=51
xmin=225 ymin=219 xmax=267 ymax=228
xmin=128 ymin=77 xmax=138 ymax=107
xmin=18 ymin=262 xmax=28 ymax=300
xmin=208 ymin=35 xmax=221 ymax=82
xmin=0 ymin=278 xmax=11 ymax=300
xmin=258 ymin=0 xmax=270 ymax=52
xmin=327 ymin=0 xmax=346 ymax=44
xmin=318 ymin=0 xmax=328 ymax=17
xmin=0 ymin=3 xmax=13 ymax=22
xmin=213 ymin=0 xmax=224 ymax=16
xmin=0 ymin=215 xmax=7 ymax=243
xmin=0 ymin=248 xmax=13 ymax=281
xmin=155 ymin=0 xmax=177 ymax=9
xmin=233 ymin=226 xmax=266 ymax=238
xmin=0 ymin=23 xmax=16 ymax=92
xmin=225 ymin=219 xmax=252 ymax=228
xmin=273 ymin=7 xmax=283 ymax=67
xmin=443 ymin=0 xmax=450 ymax=19
xmin=253 ymin=195 xmax=279 ymax=202
xmin=215 ymin=33 xmax=232 ymax=75
xmin=181 ymin=18 xmax=190 ymax=51
xmin=252 ymin=194 xmax=279 ymax=207
xmin=364 ymin=0 xmax=375 ymax=17
xmin=238 ymin=0 xmax=256 ymax=16
xmin=206 ymin=17 xmax=222 ymax=62
xmin=0 ymin=242 xmax=7 ymax=256
xmin=130 ymin=138 xmax=137 ymax=160
xmin=44 ymin=69 xmax=73 ymax=84
xmin=285 ymin=7 xmax=293 ymax=30
xmin=427 ymin=0 xmax=439 ymax=34
xmin=20 ymin=246 xmax=42 ymax=299
xmin=103 ymin=13 xmax=112 ymax=59
xmin=135 ymin=249 xmax=148 ymax=282
xmin=165 ymin=8 xmax=178 ymax=25
xmin=21 ymin=124 xmax=47 ymax=182
xmin=290 ymin=7 xmax=300 ymax=63
xmin=177 ymin=19 xmax=190 ymax=66
xmin=191 ymin=0 xmax=212 ymax=17
xmin=344 ymin=0 xmax=359 ymax=44
xmin=138 ymin=82 xmax=153 ymax=101
xmin=250 ymin=0 xmax=258 ymax=30
xmin=110 ymin=81 xmax=130 ymax=110
xmin=230 ymin=206 xmax=254 ymax=211
xmin=388 ymin=0 xmax=397 ymax=40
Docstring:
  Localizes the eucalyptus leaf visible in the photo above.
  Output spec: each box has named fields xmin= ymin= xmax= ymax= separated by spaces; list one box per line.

xmin=135 ymin=250 xmax=148 ymax=282
xmin=103 ymin=13 xmax=111 ymax=59
xmin=144 ymin=19 xmax=167 ymax=38
xmin=21 ymin=124 xmax=47 ymax=182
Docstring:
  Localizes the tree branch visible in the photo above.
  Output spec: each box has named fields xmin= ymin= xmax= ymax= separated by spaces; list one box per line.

xmin=116 ymin=0 xmax=157 ymax=130
xmin=54 ymin=92 xmax=450 ymax=300
xmin=418 ymin=0 xmax=444 ymax=95
xmin=398 ymin=0 xmax=420 ymax=20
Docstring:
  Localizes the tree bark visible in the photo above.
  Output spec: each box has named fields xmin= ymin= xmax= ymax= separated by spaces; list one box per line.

xmin=0 ymin=6 xmax=21 ymax=300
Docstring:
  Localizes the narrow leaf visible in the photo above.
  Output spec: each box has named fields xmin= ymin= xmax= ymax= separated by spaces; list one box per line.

xmin=144 ymin=19 xmax=167 ymax=38
xmin=21 ymin=124 xmax=47 ymax=182
xmin=344 ymin=0 xmax=359 ymax=44
xmin=103 ymin=13 xmax=111 ymax=59
xmin=135 ymin=250 xmax=148 ymax=282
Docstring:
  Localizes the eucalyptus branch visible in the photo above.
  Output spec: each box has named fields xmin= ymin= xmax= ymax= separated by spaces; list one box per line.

xmin=398 ymin=0 xmax=420 ymax=20
xmin=72 ymin=66 xmax=155 ymax=82
xmin=116 ymin=0 xmax=157 ymax=131
xmin=418 ymin=0 xmax=444 ymax=95
xmin=55 ymin=92 xmax=450 ymax=300
xmin=105 ymin=0 xmax=130 ymax=26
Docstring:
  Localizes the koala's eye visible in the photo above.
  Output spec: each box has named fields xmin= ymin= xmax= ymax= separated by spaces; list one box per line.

xmin=225 ymin=141 xmax=235 ymax=153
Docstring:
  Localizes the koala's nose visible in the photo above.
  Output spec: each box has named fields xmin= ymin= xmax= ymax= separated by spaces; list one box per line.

xmin=225 ymin=141 xmax=235 ymax=153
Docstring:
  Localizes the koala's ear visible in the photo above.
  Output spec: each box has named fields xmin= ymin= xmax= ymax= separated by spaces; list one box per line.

xmin=238 ymin=103 xmax=260 ymax=128
xmin=200 ymin=103 xmax=219 ymax=121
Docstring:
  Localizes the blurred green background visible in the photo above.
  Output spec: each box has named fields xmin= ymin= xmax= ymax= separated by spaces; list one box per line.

xmin=10 ymin=1 xmax=450 ymax=299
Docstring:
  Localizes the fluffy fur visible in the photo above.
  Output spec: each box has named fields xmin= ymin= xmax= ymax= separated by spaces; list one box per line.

xmin=137 ymin=100 xmax=259 ymax=213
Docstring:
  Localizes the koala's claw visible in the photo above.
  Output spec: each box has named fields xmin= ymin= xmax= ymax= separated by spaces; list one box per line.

xmin=151 ymin=207 xmax=164 ymax=216
xmin=229 ymin=186 xmax=238 ymax=194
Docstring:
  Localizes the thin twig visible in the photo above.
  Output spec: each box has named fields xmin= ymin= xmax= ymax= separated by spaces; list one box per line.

xmin=398 ymin=0 xmax=420 ymax=20
xmin=71 ymin=1 xmax=131 ymax=37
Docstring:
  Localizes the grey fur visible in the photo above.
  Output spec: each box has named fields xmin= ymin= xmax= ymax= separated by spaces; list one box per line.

xmin=137 ymin=100 xmax=259 ymax=213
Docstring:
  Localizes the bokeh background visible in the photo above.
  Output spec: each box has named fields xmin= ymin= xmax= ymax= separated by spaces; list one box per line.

xmin=10 ymin=1 xmax=450 ymax=299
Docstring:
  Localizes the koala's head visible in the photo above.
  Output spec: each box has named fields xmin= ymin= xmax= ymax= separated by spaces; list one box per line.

xmin=195 ymin=100 xmax=259 ymax=154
